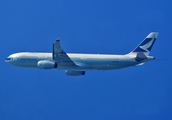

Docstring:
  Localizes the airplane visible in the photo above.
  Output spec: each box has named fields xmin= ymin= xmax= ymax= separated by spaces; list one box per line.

xmin=5 ymin=32 xmax=159 ymax=76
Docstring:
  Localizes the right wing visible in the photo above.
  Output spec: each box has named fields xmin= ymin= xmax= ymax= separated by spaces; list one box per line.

xmin=53 ymin=38 xmax=77 ymax=66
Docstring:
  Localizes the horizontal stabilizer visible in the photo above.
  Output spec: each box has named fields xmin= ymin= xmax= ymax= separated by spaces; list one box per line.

xmin=136 ymin=62 xmax=145 ymax=66
xmin=135 ymin=53 xmax=147 ymax=62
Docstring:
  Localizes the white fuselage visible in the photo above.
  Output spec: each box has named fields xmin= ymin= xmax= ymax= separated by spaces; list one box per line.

xmin=5 ymin=52 xmax=142 ymax=70
xmin=5 ymin=32 xmax=158 ymax=76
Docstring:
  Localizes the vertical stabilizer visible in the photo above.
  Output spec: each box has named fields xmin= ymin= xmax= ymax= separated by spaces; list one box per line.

xmin=128 ymin=32 xmax=159 ymax=56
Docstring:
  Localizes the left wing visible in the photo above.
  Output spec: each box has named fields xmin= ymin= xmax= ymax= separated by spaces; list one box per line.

xmin=53 ymin=38 xmax=77 ymax=66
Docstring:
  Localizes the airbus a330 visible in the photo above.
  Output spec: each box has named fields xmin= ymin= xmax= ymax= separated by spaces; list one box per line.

xmin=5 ymin=32 xmax=159 ymax=76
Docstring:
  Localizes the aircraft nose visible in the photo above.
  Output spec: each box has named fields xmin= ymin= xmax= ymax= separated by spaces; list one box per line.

xmin=5 ymin=57 xmax=13 ymax=63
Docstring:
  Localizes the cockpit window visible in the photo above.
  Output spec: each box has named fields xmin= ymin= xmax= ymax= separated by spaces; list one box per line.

xmin=5 ymin=58 xmax=13 ymax=60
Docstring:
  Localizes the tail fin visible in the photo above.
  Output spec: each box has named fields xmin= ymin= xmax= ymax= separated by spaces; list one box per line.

xmin=129 ymin=32 xmax=159 ymax=56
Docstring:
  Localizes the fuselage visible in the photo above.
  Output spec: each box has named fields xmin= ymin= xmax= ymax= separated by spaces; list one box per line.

xmin=5 ymin=52 xmax=140 ymax=70
xmin=5 ymin=32 xmax=158 ymax=76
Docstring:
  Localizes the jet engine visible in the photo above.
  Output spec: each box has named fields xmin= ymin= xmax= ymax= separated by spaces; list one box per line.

xmin=65 ymin=70 xmax=85 ymax=76
xmin=37 ymin=60 xmax=57 ymax=69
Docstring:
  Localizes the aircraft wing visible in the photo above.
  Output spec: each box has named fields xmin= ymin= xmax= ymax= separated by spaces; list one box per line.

xmin=53 ymin=38 xmax=77 ymax=66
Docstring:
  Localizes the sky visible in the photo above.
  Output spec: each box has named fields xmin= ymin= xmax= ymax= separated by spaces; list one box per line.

xmin=0 ymin=0 xmax=172 ymax=120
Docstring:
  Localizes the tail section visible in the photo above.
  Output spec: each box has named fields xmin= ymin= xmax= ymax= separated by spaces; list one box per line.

xmin=129 ymin=32 xmax=159 ymax=56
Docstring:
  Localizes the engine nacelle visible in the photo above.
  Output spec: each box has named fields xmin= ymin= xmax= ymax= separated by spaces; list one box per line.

xmin=37 ymin=60 xmax=57 ymax=69
xmin=65 ymin=70 xmax=85 ymax=76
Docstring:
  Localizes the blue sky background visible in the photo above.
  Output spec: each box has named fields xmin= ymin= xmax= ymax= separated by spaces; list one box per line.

xmin=1 ymin=0 xmax=172 ymax=120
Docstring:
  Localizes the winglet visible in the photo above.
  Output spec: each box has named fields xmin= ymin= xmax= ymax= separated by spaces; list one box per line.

xmin=56 ymin=38 xmax=60 ymax=41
